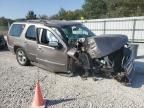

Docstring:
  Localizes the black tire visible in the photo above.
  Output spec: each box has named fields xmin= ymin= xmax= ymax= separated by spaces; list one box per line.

xmin=78 ymin=52 xmax=91 ymax=78
xmin=16 ymin=48 xmax=30 ymax=66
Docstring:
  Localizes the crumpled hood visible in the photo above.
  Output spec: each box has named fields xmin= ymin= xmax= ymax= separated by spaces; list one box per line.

xmin=86 ymin=34 xmax=128 ymax=58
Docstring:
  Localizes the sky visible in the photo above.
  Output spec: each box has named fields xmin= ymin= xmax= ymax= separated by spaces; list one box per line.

xmin=0 ymin=0 xmax=84 ymax=19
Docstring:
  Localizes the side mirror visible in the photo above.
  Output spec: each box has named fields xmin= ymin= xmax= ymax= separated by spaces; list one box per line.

xmin=49 ymin=41 xmax=62 ymax=49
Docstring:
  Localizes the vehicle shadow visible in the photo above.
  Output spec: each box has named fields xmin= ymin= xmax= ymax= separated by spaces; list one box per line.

xmin=56 ymin=66 xmax=116 ymax=81
xmin=131 ymin=60 xmax=144 ymax=88
xmin=44 ymin=98 xmax=75 ymax=108
xmin=43 ymin=93 xmax=107 ymax=107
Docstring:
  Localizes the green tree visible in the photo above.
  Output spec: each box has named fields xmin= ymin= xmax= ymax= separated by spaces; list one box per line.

xmin=82 ymin=0 xmax=107 ymax=19
xmin=50 ymin=8 xmax=85 ymax=20
xmin=82 ymin=0 xmax=144 ymax=19
xmin=49 ymin=14 xmax=59 ymax=20
xmin=58 ymin=8 xmax=68 ymax=20
xmin=0 ymin=17 xmax=8 ymax=26
xmin=72 ymin=9 xmax=85 ymax=20
xmin=105 ymin=0 xmax=144 ymax=17
xmin=0 ymin=17 xmax=13 ymax=26
xmin=40 ymin=0 xmax=144 ymax=20
xmin=38 ymin=15 xmax=48 ymax=19
xmin=122 ymin=0 xmax=144 ymax=16
xmin=26 ymin=10 xmax=37 ymax=20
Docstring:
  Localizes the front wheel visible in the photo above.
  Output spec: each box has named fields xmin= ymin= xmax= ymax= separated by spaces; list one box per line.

xmin=16 ymin=48 xmax=30 ymax=66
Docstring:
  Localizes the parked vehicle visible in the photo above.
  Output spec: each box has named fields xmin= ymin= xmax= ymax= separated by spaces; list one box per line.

xmin=7 ymin=20 xmax=134 ymax=84
xmin=0 ymin=35 xmax=7 ymax=49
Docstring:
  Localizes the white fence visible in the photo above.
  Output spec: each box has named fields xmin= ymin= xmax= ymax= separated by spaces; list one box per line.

xmin=75 ymin=16 xmax=144 ymax=43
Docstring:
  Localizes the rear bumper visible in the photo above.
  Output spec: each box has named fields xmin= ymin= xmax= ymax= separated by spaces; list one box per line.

xmin=8 ymin=45 xmax=15 ymax=54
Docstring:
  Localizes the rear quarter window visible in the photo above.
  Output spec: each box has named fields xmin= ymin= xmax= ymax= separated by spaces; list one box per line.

xmin=9 ymin=24 xmax=25 ymax=37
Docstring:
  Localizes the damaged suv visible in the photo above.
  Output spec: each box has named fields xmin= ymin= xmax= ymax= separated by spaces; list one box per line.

xmin=7 ymin=20 xmax=134 ymax=83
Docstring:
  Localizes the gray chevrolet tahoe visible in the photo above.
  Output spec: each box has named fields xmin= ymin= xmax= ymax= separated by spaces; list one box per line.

xmin=7 ymin=20 xmax=134 ymax=84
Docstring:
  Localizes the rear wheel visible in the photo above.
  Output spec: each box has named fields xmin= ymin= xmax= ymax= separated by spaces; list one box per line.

xmin=16 ymin=48 xmax=30 ymax=66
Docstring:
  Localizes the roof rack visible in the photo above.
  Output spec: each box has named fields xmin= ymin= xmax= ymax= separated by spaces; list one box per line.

xmin=15 ymin=19 xmax=81 ymax=27
xmin=26 ymin=19 xmax=48 ymax=24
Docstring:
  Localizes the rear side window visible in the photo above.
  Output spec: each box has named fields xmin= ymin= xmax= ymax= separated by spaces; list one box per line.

xmin=26 ymin=25 xmax=36 ymax=41
xmin=9 ymin=24 xmax=25 ymax=37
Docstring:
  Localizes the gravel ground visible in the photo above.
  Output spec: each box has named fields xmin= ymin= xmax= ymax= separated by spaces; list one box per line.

xmin=0 ymin=45 xmax=144 ymax=108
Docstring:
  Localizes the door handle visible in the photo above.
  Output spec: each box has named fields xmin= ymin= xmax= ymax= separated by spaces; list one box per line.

xmin=38 ymin=46 xmax=41 ymax=49
xmin=38 ymin=46 xmax=44 ymax=52
xmin=24 ymin=41 xmax=29 ymax=45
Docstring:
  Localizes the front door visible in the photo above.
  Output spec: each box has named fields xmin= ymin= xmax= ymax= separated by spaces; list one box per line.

xmin=36 ymin=28 xmax=68 ymax=72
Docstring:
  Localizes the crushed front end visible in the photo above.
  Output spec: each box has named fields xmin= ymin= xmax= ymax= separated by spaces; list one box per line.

xmin=67 ymin=34 xmax=135 ymax=84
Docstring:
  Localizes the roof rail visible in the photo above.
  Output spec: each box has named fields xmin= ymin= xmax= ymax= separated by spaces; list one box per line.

xmin=26 ymin=19 xmax=48 ymax=24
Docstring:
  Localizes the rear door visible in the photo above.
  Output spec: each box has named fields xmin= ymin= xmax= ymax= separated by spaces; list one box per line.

xmin=36 ymin=27 xmax=68 ymax=72
xmin=24 ymin=25 xmax=37 ymax=62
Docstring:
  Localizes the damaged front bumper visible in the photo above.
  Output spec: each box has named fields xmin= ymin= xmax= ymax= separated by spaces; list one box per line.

xmin=122 ymin=46 xmax=135 ymax=82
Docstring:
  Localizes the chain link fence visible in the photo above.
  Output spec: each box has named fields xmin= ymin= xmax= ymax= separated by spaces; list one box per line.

xmin=0 ymin=17 xmax=144 ymax=43
xmin=76 ymin=16 xmax=144 ymax=43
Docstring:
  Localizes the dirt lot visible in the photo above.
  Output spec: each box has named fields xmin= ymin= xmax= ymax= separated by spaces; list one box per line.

xmin=0 ymin=45 xmax=144 ymax=108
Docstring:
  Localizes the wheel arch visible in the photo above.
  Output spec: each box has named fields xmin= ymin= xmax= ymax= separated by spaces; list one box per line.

xmin=14 ymin=46 xmax=21 ymax=54
xmin=14 ymin=46 xmax=26 ymax=54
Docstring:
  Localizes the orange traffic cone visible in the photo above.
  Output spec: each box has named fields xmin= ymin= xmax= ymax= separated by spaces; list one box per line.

xmin=32 ymin=80 xmax=45 ymax=108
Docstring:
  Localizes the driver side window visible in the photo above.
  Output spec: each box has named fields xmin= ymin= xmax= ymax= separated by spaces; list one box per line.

xmin=41 ymin=29 xmax=58 ymax=46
